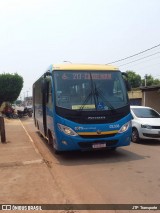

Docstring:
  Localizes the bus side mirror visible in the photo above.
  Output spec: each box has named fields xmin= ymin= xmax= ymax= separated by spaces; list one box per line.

xmin=44 ymin=70 xmax=51 ymax=78
xmin=125 ymin=80 xmax=131 ymax=91
xmin=122 ymin=72 xmax=132 ymax=91
xmin=41 ymin=79 xmax=46 ymax=93
xmin=43 ymin=71 xmax=51 ymax=102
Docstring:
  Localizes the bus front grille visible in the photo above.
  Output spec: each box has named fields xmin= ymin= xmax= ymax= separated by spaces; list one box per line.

xmin=79 ymin=133 xmax=117 ymax=138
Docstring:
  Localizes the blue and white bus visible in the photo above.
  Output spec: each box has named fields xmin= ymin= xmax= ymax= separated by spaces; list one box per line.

xmin=33 ymin=64 xmax=132 ymax=153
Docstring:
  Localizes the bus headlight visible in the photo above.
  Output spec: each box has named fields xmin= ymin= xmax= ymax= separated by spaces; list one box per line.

xmin=57 ymin=123 xmax=78 ymax=136
xmin=118 ymin=121 xmax=131 ymax=133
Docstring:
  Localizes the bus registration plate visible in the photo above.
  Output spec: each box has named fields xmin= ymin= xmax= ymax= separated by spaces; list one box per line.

xmin=92 ymin=143 xmax=106 ymax=149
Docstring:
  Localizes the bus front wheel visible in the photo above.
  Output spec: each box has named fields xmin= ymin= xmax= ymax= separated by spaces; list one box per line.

xmin=48 ymin=130 xmax=60 ymax=154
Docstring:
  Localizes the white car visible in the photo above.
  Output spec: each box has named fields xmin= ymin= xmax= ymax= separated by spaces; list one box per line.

xmin=130 ymin=106 xmax=160 ymax=143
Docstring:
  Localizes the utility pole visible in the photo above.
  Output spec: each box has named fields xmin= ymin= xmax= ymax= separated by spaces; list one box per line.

xmin=144 ymin=74 xmax=148 ymax=86
xmin=144 ymin=74 xmax=147 ymax=106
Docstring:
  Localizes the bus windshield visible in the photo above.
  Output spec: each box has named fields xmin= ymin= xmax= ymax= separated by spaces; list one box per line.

xmin=54 ymin=71 xmax=128 ymax=111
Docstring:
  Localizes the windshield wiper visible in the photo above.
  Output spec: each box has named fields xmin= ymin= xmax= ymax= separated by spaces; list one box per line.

xmin=79 ymin=73 xmax=115 ymax=111
xmin=79 ymin=73 xmax=96 ymax=111
xmin=94 ymin=83 xmax=115 ymax=110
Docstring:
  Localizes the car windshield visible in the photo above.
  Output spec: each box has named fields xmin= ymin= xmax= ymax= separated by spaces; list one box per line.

xmin=132 ymin=108 xmax=160 ymax=118
xmin=54 ymin=70 xmax=128 ymax=111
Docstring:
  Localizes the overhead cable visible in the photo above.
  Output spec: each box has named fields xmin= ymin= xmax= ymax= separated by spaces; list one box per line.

xmin=106 ymin=44 xmax=160 ymax=64
xmin=118 ymin=52 xmax=160 ymax=67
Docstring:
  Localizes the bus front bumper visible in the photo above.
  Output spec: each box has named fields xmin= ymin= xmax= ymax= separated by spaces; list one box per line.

xmin=55 ymin=130 xmax=131 ymax=151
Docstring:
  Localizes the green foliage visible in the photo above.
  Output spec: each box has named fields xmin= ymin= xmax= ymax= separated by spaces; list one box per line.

xmin=126 ymin=70 xmax=142 ymax=88
xmin=126 ymin=71 xmax=160 ymax=88
xmin=0 ymin=73 xmax=23 ymax=106
xmin=141 ymin=74 xmax=160 ymax=86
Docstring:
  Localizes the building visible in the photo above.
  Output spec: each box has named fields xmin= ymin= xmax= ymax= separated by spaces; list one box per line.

xmin=24 ymin=96 xmax=33 ymax=106
xmin=128 ymin=90 xmax=142 ymax=106
xmin=140 ymin=85 xmax=160 ymax=113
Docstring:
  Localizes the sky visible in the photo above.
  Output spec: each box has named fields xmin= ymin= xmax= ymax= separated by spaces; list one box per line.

xmin=0 ymin=0 xmax=160 ymax=99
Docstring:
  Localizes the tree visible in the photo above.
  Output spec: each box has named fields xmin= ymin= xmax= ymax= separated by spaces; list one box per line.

xmin=153 ymin=78 xmax=160 ymax=85
xmin=141 ymin=74 xmax=160 ymax=86
xmin=126 ymin=71 xmax=142 ymax=88
xmin=0 ymin=73 xmax=23 ymax=106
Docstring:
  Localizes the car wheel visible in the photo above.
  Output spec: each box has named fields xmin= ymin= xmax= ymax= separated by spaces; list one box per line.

xmin=132 ymin=128 xmax=140 ymax=143
xmin=12 ymin=114 xmax=19 ymax=119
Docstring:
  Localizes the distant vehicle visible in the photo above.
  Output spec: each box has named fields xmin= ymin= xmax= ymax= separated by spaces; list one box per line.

xmin=131 ymin=106 xmax=160 ymax=143
xmin=11 ymin=104 xmax=16 ymax=109
xmin=26 ymin=105 xmax=33 ymax=110
xmin=2 ymin=104 xmax=18 ymax=119
xmin=17 ymin=107 xmax=33 ymax=118
xmin=11 ymin=104 xmax=24 ymax=112
xmin=33 ymin=64 xmax=132 ymax=153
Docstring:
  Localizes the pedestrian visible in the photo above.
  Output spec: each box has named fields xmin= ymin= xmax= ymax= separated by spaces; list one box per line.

xmin=3 ymin=103 xmax=14 ymax=118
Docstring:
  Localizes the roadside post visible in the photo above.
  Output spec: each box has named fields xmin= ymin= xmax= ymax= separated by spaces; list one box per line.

xmin=0 ymin=116 xmax=6 ymax=143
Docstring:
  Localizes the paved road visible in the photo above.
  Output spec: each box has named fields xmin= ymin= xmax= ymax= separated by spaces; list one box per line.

xmin=22 ymin=117 xmax=160 ymax=212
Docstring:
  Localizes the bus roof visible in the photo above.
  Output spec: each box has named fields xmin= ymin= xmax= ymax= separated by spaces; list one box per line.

xmin=51 ymin=64 xmax=119 ymax=71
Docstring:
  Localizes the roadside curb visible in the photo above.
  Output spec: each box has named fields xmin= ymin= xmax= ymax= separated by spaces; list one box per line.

xmin=0 ymin=159 xmax=44 ymax=168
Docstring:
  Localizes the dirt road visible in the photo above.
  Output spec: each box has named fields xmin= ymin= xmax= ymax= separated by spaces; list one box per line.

xmin=21 ymin=117 xmax=160 ymax=212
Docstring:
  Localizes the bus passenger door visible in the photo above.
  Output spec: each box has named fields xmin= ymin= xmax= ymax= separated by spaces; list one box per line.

xmin=45 ymin=77 xmax=54 ymax=134
xmin=42 ymin=77 xmax=54 ymax=137
xmin=41 ymin=79 xmax=47 ymax=136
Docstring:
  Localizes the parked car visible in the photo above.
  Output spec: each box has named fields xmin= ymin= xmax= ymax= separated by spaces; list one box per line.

xmin=130 ymin=106 xmax=160 ymax=143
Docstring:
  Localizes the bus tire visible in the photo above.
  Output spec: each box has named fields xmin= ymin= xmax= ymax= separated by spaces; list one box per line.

xmin=53 ymin=143 xmax=61 ymax=155
xmin=48 ymin=130 xmax=53 ymax=146
xmin=37 ymin=121 xmax=39 ymax=130
xmin=38 ymin=131 xmax=43 ymax=138
xmin=48 ymin=130 xmax=60 ymax=154
xmin=53 ymin=140 xmax=61 ymax=154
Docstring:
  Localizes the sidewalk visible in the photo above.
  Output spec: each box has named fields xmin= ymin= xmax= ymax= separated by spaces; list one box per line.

xmin=0 ymin=118 xmax=66 ymax=206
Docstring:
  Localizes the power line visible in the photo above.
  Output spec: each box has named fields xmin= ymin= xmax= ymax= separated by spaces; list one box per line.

xmin=106 ymin=43 xmax=160 ymax=64
xmin=122 ymin=61 xmax=160 ymax=73
xmin=118 ymin=52 xmax=160 ymax=67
